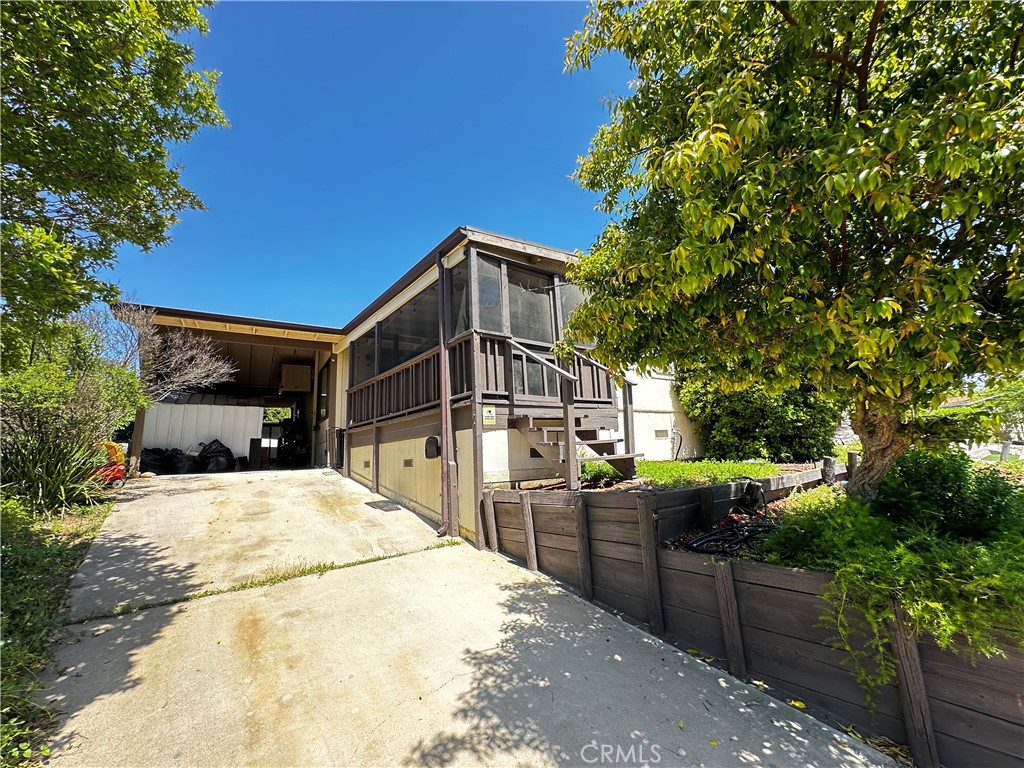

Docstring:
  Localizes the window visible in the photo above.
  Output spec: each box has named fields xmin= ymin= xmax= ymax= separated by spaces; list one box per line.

xmin=378 ymin=284 xmax=439 ymax=373
xmin=449 ymin=262 xmax=470 ymax=337
xmin=316 ymin=362 xmax=330 ymax=422
xmin=507 ymin=265 xmax=554 ymax=343
xmin=350 ymin=330 xmax=376 ymax=386
xmin=559 ymin=282 xmax=586 ymax=327
xmin=655 ymin=429 xmax=670 ymax=439
xmin=478 ymin=257 xmax=503 ymax=332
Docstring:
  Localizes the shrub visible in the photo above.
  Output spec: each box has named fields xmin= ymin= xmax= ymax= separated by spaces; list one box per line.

xmin=0 ymin=434 xmax=106 ymax=513
xmin=762 ymin=454 xmax=1024 ymax=703
xmin=677 ymin=382 xmax=842 ymax=462
xmin=832 ymin=442 xmax=862 ymax=463
xmin=1 ymin=499 xmax=108 ymax=765
xmin=637 ymin=459 xmax=779 ymax=489
xmin=580 ymin=461 xmax=623 ymax=486
xmin=874 ymin=448 xmax=1023 ymax=540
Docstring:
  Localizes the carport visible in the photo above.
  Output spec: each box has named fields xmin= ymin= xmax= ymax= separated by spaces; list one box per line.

xmin=128 ymin=306 xmax=346 ymax=471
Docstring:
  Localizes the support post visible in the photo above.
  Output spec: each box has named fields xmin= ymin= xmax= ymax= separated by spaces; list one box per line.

xmin=637 ymin=494 xmax=665 ymax=635
xmin=520 ymin=490 xmax=538 ymax=571
xmin=699 ymin=486 xmax=716 ymax=532
xmin=847 ymin=451 xmax=860 ymax=481
xmin=573 ymin=492 xmax=593 ymax=600
xmin=127 ymin=406 xmax=146 ymax=475
xmin=437 ymin=253 xmax=457 ymax=536
xmin=343 ymin=426 xmax=351 ymax=478
xmin=562 ymin=359 xmax=579 ymax=491
xmin=371 ymin=424 xmax=380 ymax=493
xmin=622 ymin=380 xmax=636 ymax=457
xmin=822 ymin=456 xmax=837 ymax=484
xmin=713 ymin=558 xmax=748 ymax=679
xmin=472 ymin=335 xmax=486 ymax=550
xmin=888 ymin=601 xmax=940 ymax=768
xmin=483 ymin=489 xmax=499 ymax=552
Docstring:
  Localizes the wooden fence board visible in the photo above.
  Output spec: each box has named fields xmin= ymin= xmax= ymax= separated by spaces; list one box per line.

xmin=742 ymin=625 xmax=905 ymax=721
xmin=935 ymin=732 xmax=1024 ymax=768
xmin=494 ymin=504 xmax=524 ymax=530
xmin=662 ymin=605 xmax=727 ymax=659
xmin=713 ymin=559 xmax=747 ymax=679
xmin=521 ymin=491 xmax=538 ymax=571
xmin=889 ymin=601 xmax=939 ymax=768
xmin=536 ymin=545 xmax=581 ymax=588
xmin=731 ymin=560 xmax=831 ymax=595
xmin=588 ymin=521 xmax=641 ymax=546
xmin=583 ymin=492 xmax=643 ymax=510
xmin=594 ymin=585 xmax=649 ymax=623
xmin=497 ymin=525 xmax=525 ymax=545
xmin=921 ymin=659 xmax=1024 ymax=724
xmin=658 ymin=569 xmax=720 ymax=617
xmin=586 ymin=506 xmax=642 ymax=524
xmin=591 ymin=555 xmax=646 ymax=598
xmin=573 ymin=493 xmax=594 ymax=601
xmin=918 ymin=640 xmax=1024 ymax=693
xmin=531 ymin=506 xmax=577 ymax=536
xmin=637 ymin=495 xmax=665 ymax=636
xmin=929 ymin=698 xmax=1024 ymax=762
xmin=753 ymin=672 xmax=908 ymax=744
xmin=499 ymin=539 xmax=528 ymax=563
xmin=589 ymin=538 xmax=643 ymax=564
xmin=533 ymin=530 xmax=578 ymax=554
xmin=656 ymin=548 xmax=716 ymax=576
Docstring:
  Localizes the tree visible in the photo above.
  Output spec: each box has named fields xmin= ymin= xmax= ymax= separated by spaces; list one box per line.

xmin=563 ymin=1 xmax=1024 ymax=498
xmin=97 ymin=303 xmax=237 ymax=402
xmin=1 ymin=0 xmax=226 ymax=343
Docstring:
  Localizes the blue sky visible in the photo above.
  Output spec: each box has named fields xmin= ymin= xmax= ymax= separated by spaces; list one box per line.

xmin=106 ymin=1 xmax=631 ymax=328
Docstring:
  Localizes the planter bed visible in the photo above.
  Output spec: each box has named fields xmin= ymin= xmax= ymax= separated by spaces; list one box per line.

xmin=481 ymin=466 xmax=1024 ymax=768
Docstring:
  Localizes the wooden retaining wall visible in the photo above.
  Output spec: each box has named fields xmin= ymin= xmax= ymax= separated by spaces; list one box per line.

xmin=482 ymin=468 xmax=1024 ymax=768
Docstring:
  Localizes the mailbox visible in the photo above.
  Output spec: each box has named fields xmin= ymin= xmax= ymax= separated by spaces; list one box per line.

xmin=424 ymin=435 xmax=441 ymax=460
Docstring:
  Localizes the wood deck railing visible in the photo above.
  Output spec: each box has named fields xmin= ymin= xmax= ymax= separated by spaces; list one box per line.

xmin=346 ymin=347 xmax=441 ymax=426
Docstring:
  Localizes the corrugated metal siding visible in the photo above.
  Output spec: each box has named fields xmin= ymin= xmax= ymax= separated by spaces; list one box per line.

xmin=143 ymin=404 xmax=264 ymax=460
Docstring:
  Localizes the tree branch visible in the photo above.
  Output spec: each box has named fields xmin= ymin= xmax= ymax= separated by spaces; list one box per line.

xmin=857 ymin=1 xmax=887 ymax=113
xmin=811 ymin=50 xmax=858 ymax=72
xmin=767 ymin=0 xmax=798 ymax=27
xmin=1009 ymin=25 xmax=1023 ymax=70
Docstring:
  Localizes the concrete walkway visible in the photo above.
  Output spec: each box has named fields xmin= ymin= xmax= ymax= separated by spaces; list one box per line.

xmin=45 ymin=473 xmax=895 ymax=767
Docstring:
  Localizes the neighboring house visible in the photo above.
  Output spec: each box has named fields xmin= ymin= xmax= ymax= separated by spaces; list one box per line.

xmin=133 ymin=227 xmax=701 ymax=542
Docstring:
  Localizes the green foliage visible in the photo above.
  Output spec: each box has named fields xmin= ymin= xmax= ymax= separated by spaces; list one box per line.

xmin=581 ymin=460 xmax=623 ymax=486
xmin=0 ymin=436 xmax=107 ymax=513
xmin=263 ymin=407 xmax=292 ymax=423
xmin=875 ymin=448 xmax=1023 ymax=540
xmin=833 ymin=442 xmax=862 ymax=463
xmin=563 ymin=1 xmax=1024 ymax=497
xmin=986 ymin=378 xmax=1024 ymax=439
xmin=762 ymin=452 xmax=1024 ymax=703
xmin=637 ymin=459 xmax=779 ymax=489
xmin=1 ymin=0 xmax=226 ymax=342
xmin=677 ymin=381 xmax=842 ymax=462
xmin=1 ymin=499 xmax=108 ymax=766
xmin=909 ymin=404 xmax=998 ymax=448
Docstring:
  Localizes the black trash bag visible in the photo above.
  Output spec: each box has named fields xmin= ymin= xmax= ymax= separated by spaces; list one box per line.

xmin=167 ymin=448 xmax=202 ymax=475
xmin=139 ymin=448 xmax=168 ymax=475
xmin=198 ymin=439 xmax=234 ymax=473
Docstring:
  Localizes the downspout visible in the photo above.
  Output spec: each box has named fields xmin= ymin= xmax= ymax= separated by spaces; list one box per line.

xmin=436 ymin=252 xmax=456 ymax=536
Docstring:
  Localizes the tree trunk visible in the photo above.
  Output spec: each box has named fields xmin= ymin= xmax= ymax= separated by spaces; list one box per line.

xmin=848 ymin=409 xmax=911 ymax=501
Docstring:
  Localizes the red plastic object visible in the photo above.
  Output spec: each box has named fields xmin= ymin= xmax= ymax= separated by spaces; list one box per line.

xmin=91 ymin=462 xmax=126 ymax=488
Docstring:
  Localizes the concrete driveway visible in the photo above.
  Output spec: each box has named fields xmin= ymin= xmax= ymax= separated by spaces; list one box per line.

xmin=45 ymin=471 xmax=894 ymax=768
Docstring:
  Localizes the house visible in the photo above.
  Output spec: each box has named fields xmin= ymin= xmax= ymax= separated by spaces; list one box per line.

xmin=132 ymin=227 xmax=702 ymax=543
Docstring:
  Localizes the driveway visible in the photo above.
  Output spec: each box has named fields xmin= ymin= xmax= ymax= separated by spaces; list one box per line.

xmin=45 ymin=472 xmax=894 ymax=767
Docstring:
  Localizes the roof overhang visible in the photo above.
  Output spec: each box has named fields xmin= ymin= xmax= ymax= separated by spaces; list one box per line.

xmin=125 ymin=304 xmax=346 ymax=351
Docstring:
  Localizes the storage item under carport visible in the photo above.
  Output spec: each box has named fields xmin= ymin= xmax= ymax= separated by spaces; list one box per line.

xmin=140 ymin=439 xmax=236 ymax=475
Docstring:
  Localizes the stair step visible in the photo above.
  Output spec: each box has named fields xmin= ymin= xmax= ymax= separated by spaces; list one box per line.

xmin=578 ymin=453 xmax=643 ymax=464
xmin=578 ymin=439 xmax=622 ymax=446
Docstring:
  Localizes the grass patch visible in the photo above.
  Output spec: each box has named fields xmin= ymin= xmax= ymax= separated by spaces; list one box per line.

xmin=832 ymin=442 xmax=863 ymax=463
xmin=81 ymin=538 xmax=463 ymax=621
xmin=636 ymin=459 xmax=781 ymax=489
xmin=1 ymin=499 xmax=110 ymax=767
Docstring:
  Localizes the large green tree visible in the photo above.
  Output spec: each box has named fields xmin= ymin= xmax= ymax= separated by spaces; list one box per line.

xmin=564 ymin=1 xmax=1024 ymax=498
xmin=1 ymin=0 xmax=226 ymax=350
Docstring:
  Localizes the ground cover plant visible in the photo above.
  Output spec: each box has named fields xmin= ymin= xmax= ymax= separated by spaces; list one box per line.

xmin=1 ymin=499 xmax=110 ymax=767
xmin=632 ymin=459 xmax=782 ymax=489
xmin=760 ymin=448 xmax=1024 ymax=702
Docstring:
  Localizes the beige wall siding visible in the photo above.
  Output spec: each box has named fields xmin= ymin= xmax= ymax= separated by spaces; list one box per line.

xmin=376 ymin=415 xmax=442 ymax=520
xmin=455 ymin=427 xmax=476 ymax=540
xmin=350 ymin=444 xmax=373 ymax=485
xmin=616 ymin=373 xmax=704 ymax=461
xmin=482 ymin=428 xmax=559 ymax=484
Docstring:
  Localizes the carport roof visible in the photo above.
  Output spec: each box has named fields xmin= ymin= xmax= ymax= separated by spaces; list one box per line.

xmin=127 ymin=304 xmax=346 ymax=347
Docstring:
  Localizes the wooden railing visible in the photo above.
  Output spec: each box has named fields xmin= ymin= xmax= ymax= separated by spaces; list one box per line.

xmin=346 ymin=347 xmax=441 ymax=426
